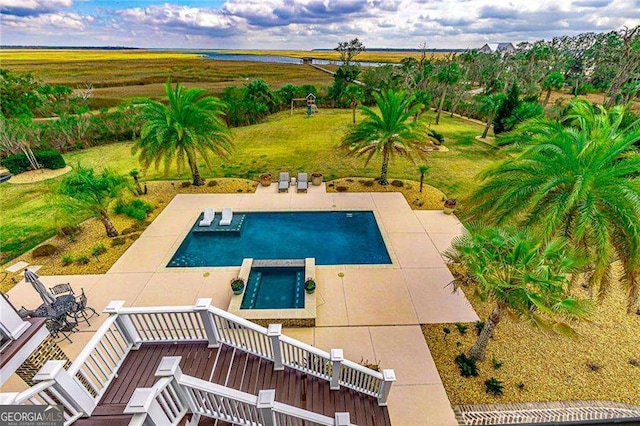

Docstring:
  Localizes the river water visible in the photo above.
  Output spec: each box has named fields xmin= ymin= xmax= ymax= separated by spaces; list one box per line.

xmin=203 ymin=52 xmax=385 ymax=67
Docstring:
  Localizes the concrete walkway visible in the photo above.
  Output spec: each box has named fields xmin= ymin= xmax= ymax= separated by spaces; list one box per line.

xmin=6 ymin=186 xmax=477 ymax=425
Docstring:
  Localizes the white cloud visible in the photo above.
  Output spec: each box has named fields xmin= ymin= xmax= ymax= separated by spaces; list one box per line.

xmin=1 ymin=0 xmax=639 ymax=48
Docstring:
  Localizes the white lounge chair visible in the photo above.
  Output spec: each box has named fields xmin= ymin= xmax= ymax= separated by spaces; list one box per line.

xmin=278 ymin=172 xmax=290 ymax=192
xmin=220 ymin=207 xmax=233 ymax=226
xmin=297 ymin=173 xmax=308 ymax=192
xmin=199 ymin=208 xmax=215 ymax=227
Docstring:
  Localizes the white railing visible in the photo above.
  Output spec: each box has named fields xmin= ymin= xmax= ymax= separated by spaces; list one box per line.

xmin=125 ymin=357 xmax=354 ymax=426
xmin=1 ymin=298 xmax=395 ymax=425
xmin=108 ymin=299 xmax=393 ymax=405
xmin=67 ymin=315 xmax=132 ymax=402
xmin=2 ymin=381 xmax=83 ymax=426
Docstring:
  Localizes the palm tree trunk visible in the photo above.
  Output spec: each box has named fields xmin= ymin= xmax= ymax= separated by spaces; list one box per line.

xmin=482 ymin=111 xmax=494 ymax=138
xmin=419 ymin=173 xmax=424 ymax=193
xmin=351 ymin=98 xmax=357 ymax=125
xmin=435 ymin=85 xmax=448 ymax=125
xmin=100 ymin=213 xmax=119 ymax=237
xmin=469 ymin=304 xmax=504 ymax=360
xmin=187 ymin=156 xmax=205 ymax=186
xmin=132 ymin=176 xmax=143 ymax=195
xmin=379 ymin=151 xmax=390 ymax=185
xmin=543 ymin=88 xmax=552 ymax=107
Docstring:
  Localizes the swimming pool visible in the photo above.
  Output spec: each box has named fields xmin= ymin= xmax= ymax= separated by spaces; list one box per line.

xmin=241 ymin=267 xmax=304 ymax=309
xmin=168 ymin=211 xmax=391 ymax=267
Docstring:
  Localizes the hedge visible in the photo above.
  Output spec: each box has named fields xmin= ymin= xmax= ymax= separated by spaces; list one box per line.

xmin=1 ymin=150 xmax=66 ymax=174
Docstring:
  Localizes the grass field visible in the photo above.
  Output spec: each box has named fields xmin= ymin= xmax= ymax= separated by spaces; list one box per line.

xmin=1 ymin=49 xmax=335 ymax=109
xmin=0 ymin=109 xmax=500 ymax=263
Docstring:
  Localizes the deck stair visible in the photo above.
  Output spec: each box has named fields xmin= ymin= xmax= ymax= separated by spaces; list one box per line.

xmin=3 ymin=299 xmax=393 ymax=426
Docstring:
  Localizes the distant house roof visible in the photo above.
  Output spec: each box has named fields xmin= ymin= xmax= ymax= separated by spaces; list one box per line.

xmin=479 ymin=42 xmax=515 ymax=53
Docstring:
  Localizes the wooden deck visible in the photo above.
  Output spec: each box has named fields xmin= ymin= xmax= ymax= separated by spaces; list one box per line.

xmin=76 ymin=342 xmax=390 ymax=426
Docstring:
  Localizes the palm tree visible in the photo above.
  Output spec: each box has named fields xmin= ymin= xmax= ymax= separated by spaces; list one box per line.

xmin=435 ymin=62 xmax=461 ymax=125
xmin=344 ymin=85 xmax=363 ymax=125
xmin=129 ymin=169 xmax=143 ymax=195
xmin=340 ymin=89 xmax=426 ymax=185
xmin=418 ymin=164 xmax=429 ymax=193
xmin=470 ymin=99 xmax=640 ymax=312
xmin=445 ymin=225 xmax=591 ymax=360
xmin=59 ymin=165 xmax=129 ymax=237
xmin=478 ymin=93 xmax=504 ymax=138
xmin=540 ymin=72 xmax=565 ymax=106
xmin=134 ymin=81 xmax=233 ymax=186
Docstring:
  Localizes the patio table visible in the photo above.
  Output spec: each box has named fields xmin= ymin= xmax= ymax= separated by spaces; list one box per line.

xmin=30 ymin=294 xmax=76 ymax=322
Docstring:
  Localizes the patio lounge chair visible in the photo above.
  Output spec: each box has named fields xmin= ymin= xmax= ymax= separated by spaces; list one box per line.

xmin=199 ymin=208 xmax=215 ymax=227
xmin=278 ymin=172 xmax=290 ymax=192
xmin=220 ymin=207 xmax=233 ymax=226
xmin=297 ymin=173 xmax=308 ymax=192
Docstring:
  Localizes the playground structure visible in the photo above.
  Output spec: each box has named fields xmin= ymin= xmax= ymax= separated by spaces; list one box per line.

xmin=291 ymin=93 xmax=319 ymax=116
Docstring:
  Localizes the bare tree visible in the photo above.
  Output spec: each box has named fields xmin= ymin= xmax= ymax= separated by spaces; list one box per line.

xmin=606 ymin=26 xmax=640 ymax=107
xmin=335 ymin=38 xmax=365 ymax=65
xmin=0 ymin=118 xmax=41 ymax=170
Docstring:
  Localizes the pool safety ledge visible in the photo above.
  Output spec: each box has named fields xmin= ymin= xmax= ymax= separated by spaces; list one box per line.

xmin=227 ymin=258 xmax=317 ymax=327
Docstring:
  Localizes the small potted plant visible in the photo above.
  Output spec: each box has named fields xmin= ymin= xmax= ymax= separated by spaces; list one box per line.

xmin=443 ymin=198 xmax=457 ymax=215
xmin=259 ymin=173 xmax=272 ymax=187
xmin=311 ymin=173 xmax=323 ymax=186
xmin=304 ymin=278 xmax=316 ymax=294
xmin=230 ymin=277 xmax=245 ymax=295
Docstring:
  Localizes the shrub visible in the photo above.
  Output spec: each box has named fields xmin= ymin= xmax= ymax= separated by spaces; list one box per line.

xmin=1 ymin=150 xmax=66 ymax=174
xmin=111 ymin=237 xmax=126 ymax=247
xmin=32 ymin=244 xmax=56 ymax=258
xmin=37 ymin=150 xmax=66 ymax=169
xmin=587 ymin=361 xmax=602 ymax=372
xmin=390 ymin=180 xmax=404 ymax=187
xmin=455 ymin=323 xmax=468 ymax=335
xmin=61 ymin=254 xmax=73 ymax=266
xmin=91 ymin=244 xmax=106 ymax=256
xmin=180 ymin=181 xmax=191 ymax=188
xmin=76 ymin=255 xmax=90 ymax=265
xmin=57 ymin=225 xmax=82 ymax=238
xmin=346 ymin=178 xmax=354 ymax=183
xmin=363 ymin=180 xmax=374 ymax=187
xmin=113 ymin=199 xmax=154 ymax=221
xmin=492 ymin=357 xmax=503 ymax=370
xmin=629 ymin=358 xmax=640 ymax=367
xmin=336 ymin=186 xmax=348 ymax=192
xmin=360 ymin=358 xmax=381 ymax=372
xmin=475 ymin=320 xmax=485 ymax=336
xmin=207 ymin=180 xmax=218 ymax=187
xmin=428 ymin=129 xmax=445 ymax=145
xmin=455 ymin=354 xmax=479 ymax=377
xmin=485 ymin=377 xmax=504 ymax=396
xmin=443 ymin=327 xmax=451 ymax=340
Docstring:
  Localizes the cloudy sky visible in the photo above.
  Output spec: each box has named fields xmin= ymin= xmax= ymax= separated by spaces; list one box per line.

xmin=1 ymin=0 xmax=639 ymax=49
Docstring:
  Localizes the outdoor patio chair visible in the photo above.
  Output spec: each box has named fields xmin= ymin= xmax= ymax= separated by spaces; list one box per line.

xmin=297 ymin=173 xmax=308 ymax=192
xmin=278 ymin=172 xmax=290 ymax=192
xmin=49 ymin=283 xmax=74 ymax=297
xmin=199 ymin=208 xmax=215 ymax=227
xmin=70 ymin=288 xmax=99 ymax=326
xmin=45 ymin=318 xmax=77 ymax=343
xmin=220 ymin=207 xmax=233 ymax=226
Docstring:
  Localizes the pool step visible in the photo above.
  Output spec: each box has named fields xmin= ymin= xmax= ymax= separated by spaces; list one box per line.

xmin=193 ymin=214 xmax=246 ymax=233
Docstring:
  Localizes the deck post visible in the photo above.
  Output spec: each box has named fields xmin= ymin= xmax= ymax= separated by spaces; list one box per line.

xmin=257 ymin=389 xmax=276 ymax=426
xmin=104 ymin=300 xmax=141 ymax=349
xmin=335 ymin=412 xmax=351 ymax=426
xmin=195 ymin=298 xmax=220 ymax=348
xmin=267 ymin=324 xmax=284 ymax=371
xmin=377 ymin=369 xmax=396 ymax=406
xmin=124 ymin=388 xmax=171 ymax=426
xmin=330 ymin=349 xmax=343 ymax=391
xmin=34 ymin=360 xmax=95 ymax=416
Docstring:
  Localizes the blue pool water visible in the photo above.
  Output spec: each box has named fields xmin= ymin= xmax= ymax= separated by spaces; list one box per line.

xmin=241 ymin=267 xmax=304 ymax=309
xmin=168 ymin=211 xmax=391 ymax=267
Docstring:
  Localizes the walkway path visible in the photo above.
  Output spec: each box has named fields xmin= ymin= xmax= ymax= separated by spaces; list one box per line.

xmin=7 ymin=186 xmax=477 ymax=425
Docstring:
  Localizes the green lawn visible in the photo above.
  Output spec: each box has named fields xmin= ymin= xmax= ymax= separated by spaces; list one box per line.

xmin=0 ymin=109 xmax=504 ymax=263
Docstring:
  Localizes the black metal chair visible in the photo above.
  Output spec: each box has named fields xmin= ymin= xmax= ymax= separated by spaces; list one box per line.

xmin=45 ymin=318 xmax=77 ymax=343
xmin=49 ymin=283 xmax=74 ymax=297
xmin=69 ymin=288 xmax=99 ymax=326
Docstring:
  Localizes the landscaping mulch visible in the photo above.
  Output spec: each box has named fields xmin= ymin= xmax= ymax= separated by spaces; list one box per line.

xmin=326 ymin=177 xmax=446 ymax=210
xmin=422 ymin=268 xmax=640 ymax=405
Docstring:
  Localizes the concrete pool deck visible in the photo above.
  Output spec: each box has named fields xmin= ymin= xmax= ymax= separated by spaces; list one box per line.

xmin=5 ymin=185 xmax=478 ymax=425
